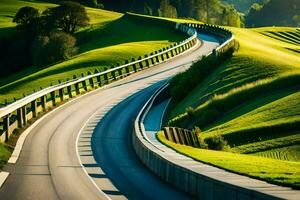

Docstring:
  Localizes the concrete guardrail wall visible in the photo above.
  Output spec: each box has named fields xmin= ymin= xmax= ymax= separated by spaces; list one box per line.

xmin=132 ymin=84 xmax=285 ymax=200
xmin=131 ymin=24 xmax=286 ymax=199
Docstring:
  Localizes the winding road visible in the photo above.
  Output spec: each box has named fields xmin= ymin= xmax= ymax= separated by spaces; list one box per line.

xmin=0 ymin=33 xmax=219 ymax=199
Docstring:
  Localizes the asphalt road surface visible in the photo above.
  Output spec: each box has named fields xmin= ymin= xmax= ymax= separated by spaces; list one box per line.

xmin=0 ymin=33 xmax=219 ymax=200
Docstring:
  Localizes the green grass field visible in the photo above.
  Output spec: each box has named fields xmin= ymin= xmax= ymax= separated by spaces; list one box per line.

xmin=158 ymin=131 xmax=300 ymax=189
xmin=165 ymin=26 xmax=300 ymax=188
xmin=0 ymin=0 xmax=185 ymax=104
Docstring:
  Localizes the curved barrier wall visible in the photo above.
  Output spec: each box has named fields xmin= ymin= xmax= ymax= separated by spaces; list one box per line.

xmin=0 ymin=21 xmax=198 ymax=142
xmin=132 ymin=24 xmax=299 ymax=200
xmin=132 ymin=83 xmax=299 ymax=200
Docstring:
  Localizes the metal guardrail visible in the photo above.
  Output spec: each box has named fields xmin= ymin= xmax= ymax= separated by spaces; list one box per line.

xmin=0 ymin=23 xmax=198 ymax=142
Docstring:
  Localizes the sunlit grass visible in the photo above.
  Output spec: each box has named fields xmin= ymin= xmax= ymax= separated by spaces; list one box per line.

xmin=170 ymin=27 xmax=300 ymax=118
xmin=165 ymin=26 xmax=300 ymax=182
xmin=157 ymin=131 xmax=300 ymax=189
xmin=0 ymin=1 xmax=185 ymax=103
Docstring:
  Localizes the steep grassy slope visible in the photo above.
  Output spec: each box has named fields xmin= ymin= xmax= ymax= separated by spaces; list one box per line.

xmin=170 ymin=27 xmax=300 ymax=118
xmin=0 ymin=1 xmax=185 ymax=104
xmin=164 ymin=26 xmax=300 ymax=188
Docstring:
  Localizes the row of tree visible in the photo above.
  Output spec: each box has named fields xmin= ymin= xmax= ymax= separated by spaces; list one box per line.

xmin=245 ymin=0 xmax=300 ymax=27
xmin=49 ymin=0 xmax=243 ymax=27
xmin=0 ymin=1 xmax=89 ymax=78
xmin=221 ymin=0 xmax=266 ymax=13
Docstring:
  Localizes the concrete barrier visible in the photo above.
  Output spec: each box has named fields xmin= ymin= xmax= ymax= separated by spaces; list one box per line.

xmin=132 ymin=84 xmax=300 ymax=200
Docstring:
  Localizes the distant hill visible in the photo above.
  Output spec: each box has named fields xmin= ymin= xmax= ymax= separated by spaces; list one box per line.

xmin=245 ymin=0 xmax=300 ymax=27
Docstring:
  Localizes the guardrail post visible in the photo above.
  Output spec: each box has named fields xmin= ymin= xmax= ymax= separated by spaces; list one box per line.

xmin=117 ymin=64 xmax=123 ymax=78
xmin=67 ymin=85 xmax=73 ymax=98
xmin=138 ymin=57 xmax=143 ymax=70
xmin=88 ymin=71 xmax=94 ymax=88
xmin=183 ymin=44 xmax=187 ymax=51
xmin=21 ymin=106 xmax=27 ymax=126
xmin=75 ymin=82 xmax=80 ymax=94
xmin=41 ymin=96 xmax=47 ymax=112
xmin=73 ymin=75 xmax=80 ymax=94
xmin=159 ymin=50 xmax=164 ymax=62
xmin=166 ymin=49 xmax=170 ymax=59
xmin=82 ymin=80 xmax=88 ymax=91
xmin=41 ymin=95 xmax=47 ymax=112
xmin=183 ymin=44 xmax=187 ymax=50
xmin=155 ymin=51 xmax=159 ymax=63
xmin=175 ymin=47 xmax=179 ymax=55
xmin=111 ymin=69 xmax=116 ymax=80
xmin=50 ymin=91 xmax=56 ymax=106
xmin=103 ymin=72 xmax=108 ymax=84
xmin=3 ymin=115 xmax=10 ymax=141
xmin=150 ymin=53 xmax=155 ymax=64
xmin=31 ymin=100 xmax=37 ymax=118
xmin=125 ymin=65 xmax=130 ymax=76
xmin=17 ymin=108 xmax=23 ymax=128
xmin=94 ymin=69 xmax=101 ymax=86
xmin=180 ymin=45 xmax=184 ymax=53
xmin=59 ymin=88 xmax=64 ymax=102
xmin=145 ymin=55 xmax=150 ymax=67
xmin=170 ymin=48 xmax=175 ymax=57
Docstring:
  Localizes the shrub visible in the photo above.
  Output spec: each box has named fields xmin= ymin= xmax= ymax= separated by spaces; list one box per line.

xmin=193 ymin=127 xmax=208 ymax=149
xmin=169 ymin=73 xmax=300 ymax=128
xmin=31 ymin=32 xmax=78 ymax=66
xmin=205 ymin=134 xmax=228 ymax=150
xmin=169 ymin=45 xmax=234 ymax=104
xmin=186 ymin=106 xmax=195 ymax=118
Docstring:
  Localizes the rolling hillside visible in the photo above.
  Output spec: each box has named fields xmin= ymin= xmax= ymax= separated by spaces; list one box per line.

xmin=165 ymin=26 xmax=300 ymax=188
xmin=0 ymin=0 xmax=185 ymax=105
xmin=0 ymin=0 xmax=189 ymax=168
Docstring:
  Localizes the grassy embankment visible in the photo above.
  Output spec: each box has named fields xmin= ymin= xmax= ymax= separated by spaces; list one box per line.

xmin=163 ymin=26 xmax=300 ymax=188
xmin=0 ymin=0 xmax=189 ymax=168
xmin=0 ymin=0 xmax=186 ymax=104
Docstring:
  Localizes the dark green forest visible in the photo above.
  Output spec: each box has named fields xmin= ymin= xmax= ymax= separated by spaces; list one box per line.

xmin=49 ymin=0 xmax=243 ymax=27
xmin=222 ymin=0 xmax=266 ymax=13
xmin=52 ymin=0 xmax=299 ymax=27
xmin=246 ymin=0 xmax=300 ymax=27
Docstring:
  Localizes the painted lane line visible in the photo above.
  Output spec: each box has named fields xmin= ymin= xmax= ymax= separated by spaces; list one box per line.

xmin=0 ymin=172 xmax=9 ymax=188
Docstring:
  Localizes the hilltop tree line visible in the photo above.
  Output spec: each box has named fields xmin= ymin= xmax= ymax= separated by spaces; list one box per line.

xmin=221 ymin=0 xmax=267 ymax=13
xmin=50 ymin=0 xmax=300 ymax=27
xmin=49 ymin=0 xmax=243 ymax=27
xmin=0 ymin=1 xmax=89 ymax=78
xmin=246 ymin=0 xmax=300 ymax=27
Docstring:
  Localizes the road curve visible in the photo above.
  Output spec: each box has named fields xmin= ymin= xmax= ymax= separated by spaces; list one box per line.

xmin=91 ymin=81 xmax=191 ymax=200
xmin=0 ymin=33 xmax=219 ymax=199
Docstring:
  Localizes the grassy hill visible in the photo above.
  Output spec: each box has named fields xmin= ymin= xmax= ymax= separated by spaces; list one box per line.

xmin=0 ymin=0 xmax=189 ymax=168
xmin=0 ymin=0 xmax=185 ymax=104
xmin=165 ymin=26 xmax=300 ymax=188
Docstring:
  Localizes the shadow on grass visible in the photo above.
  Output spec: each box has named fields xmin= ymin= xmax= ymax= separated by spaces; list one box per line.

xmin=0 ymin=15 xmax=184 ymax=96
xmin=77 ymin=15 xmax=184 ymax=53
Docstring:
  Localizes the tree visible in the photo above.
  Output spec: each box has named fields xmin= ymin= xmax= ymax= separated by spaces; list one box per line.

xmin=13 ymin=6 xmax=39 ymax=27
xmin=158 ymin=0 xmax=177 ymax=18
xmin=293 ymin=15 xmax=300 ymax=27
xmin=47 ymin=1 xmax=89 ymax=34
xmin=31 ymin=32 xmax=78 ymax=66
